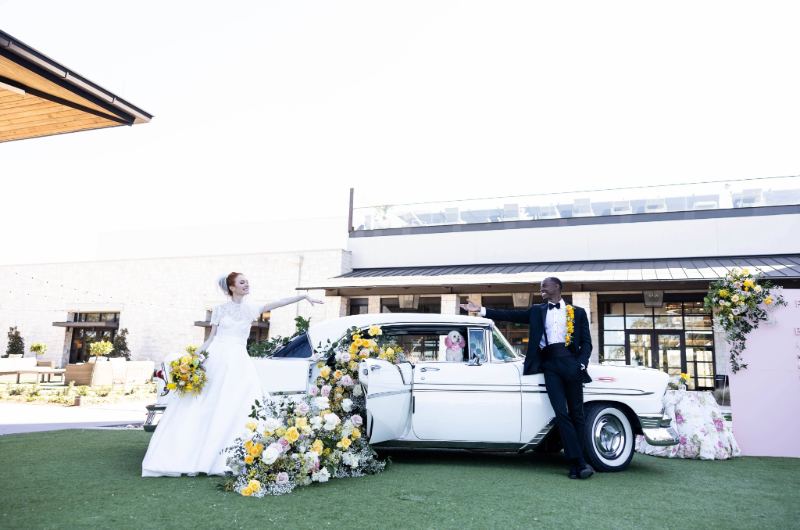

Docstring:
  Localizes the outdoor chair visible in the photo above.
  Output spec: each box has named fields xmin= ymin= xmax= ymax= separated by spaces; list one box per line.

xmin=645 ymin=198 xmax=667 ymax=213
xmin=400 ymin=212 xmax=426 ymax=227
xmin=444 ymin=207 xmax=465 ymax=224
xmin=8 ymin=354 xmax=22 ymax=359
xmin=611 ymin=201 xmax=632 ymax=215
xmin=741 ymin=188 xmax=764 ymax=207
xmin=693 ymin=198 xmax=718 ymax=210
xmin=503 ymin=203 xmax=520 ymax=221
xmin=572 ymin=198 xmax=594 ymax=217
xmin=538 ymin=205 xmax=560 ymax=219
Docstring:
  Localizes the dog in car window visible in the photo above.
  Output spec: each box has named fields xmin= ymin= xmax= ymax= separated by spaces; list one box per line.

xmin=444 ymin=330 xmax=466 ymax=361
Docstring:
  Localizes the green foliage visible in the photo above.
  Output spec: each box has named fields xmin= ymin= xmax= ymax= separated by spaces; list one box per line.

xmin=88 ymin=340 xmax=114 ymax=358
xmin=248 ymin=316 xmax=311 ymax=358
xmin=5 ymin=327 xmax=24 ymax=358
xmin=27 ymin=384 xmax=41 ymax=398
xmin=77 ymin=385 xmax=91 ymax=397
xmin=110 ymin=328 xmax=131 ymax=360
xmin=30 ymin=342 xmax=48 ymax=356
xmin=9 ymin=385 xmax=25 ymax=396
xmin=96 ymin=386 xmax=111 ymax=397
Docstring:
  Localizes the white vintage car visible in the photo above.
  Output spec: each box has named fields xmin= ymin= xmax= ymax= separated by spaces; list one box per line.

xmin=150 ymin=313 xmax=678 ymax=472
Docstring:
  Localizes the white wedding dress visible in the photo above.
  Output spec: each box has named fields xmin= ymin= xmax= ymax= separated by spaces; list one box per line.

xmin=142 ymin=300 xmax=266 ymax=477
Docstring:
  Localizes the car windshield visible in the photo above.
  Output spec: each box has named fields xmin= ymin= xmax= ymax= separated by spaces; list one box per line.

xmin=492 ymin=327 xmax=521 ymax=361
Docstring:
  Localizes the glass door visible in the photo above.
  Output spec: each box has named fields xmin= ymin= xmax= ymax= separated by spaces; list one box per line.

xmin=655 ymin=332 xmax=683 ymax=377
xmin=626 ymin=332 xmax=654 ymax=368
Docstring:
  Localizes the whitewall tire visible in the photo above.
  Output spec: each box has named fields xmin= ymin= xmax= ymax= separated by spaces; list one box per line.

xmin=583 ymin=404 xmax=634 ymax=472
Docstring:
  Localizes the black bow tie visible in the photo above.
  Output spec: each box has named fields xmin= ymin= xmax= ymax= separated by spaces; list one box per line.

xmin=548 ymin=302 xmax=561 ymax=310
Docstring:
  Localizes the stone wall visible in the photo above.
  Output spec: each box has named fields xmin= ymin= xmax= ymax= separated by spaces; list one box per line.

xmin=0 ymin=249 xmax=351 ymax=367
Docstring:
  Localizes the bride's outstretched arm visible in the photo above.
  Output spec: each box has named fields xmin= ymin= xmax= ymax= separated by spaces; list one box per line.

xmin=259 ymin=294 xmax=324 ymax=314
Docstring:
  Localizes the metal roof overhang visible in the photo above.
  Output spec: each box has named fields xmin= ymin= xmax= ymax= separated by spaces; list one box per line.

xmin=298 ymin=254 xmax=800 ymax=296
xmin=0 ymin=29 xmax=153 ymax=143
xmin=52 ymin=321 xmax=119 ymax=329
xmin=194 ymin=321 xmax=270 ymax=329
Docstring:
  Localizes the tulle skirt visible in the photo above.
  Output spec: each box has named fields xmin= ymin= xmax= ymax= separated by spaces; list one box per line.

xmin=142 ymin=337 xmax=263 ymax=477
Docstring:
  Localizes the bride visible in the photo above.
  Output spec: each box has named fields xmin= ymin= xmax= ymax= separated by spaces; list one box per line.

xmin=142 ymin=272 xmax=323 ymax=477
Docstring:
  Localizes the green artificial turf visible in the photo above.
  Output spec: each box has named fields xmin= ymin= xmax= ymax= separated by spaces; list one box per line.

xmin=1 ymin=430 xmax=798 ymax=529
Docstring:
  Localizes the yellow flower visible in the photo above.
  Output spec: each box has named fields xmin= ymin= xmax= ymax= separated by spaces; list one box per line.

xmin=285 ymin=426 xmax=300 ymax=443
xmin=275 ymin=427 xmax=286 ymax=437
xmin=311 ymin=440 xmax=324 ymax=454
xmin=320 ymin=366 xmax=331 ymax=379
xmin=295 ymin=417 xmax=308 ymax=428
xmin=166 ymin=383 xmax=176 ymax=390
xmin=244 ymin=455 xmax=254 ymax=464
xmin=765 ymin=297 xmax=773 ymax=305
xmin=248 ymin=443 xmax=263 ymax=456
xmin=317 ymin=361 xmax=323 ymax=368
xmin=244 ymin=440 xmax=253 ymax=450
xmin=738 ymin=302 xmax=745 ymax=306
xmin=323 ymin=448 xmax=331 ymax=455
xmin=241 ymin=486 xmax=253 ymax=497
xmin=333 ymin=370 xmax=343 ymax=380
xmin=349 ymin=343 xmax=359 ymax=354
xmin=385 ymin=347 xmax=394 ymax=356
xmin=249 ymin=480 xmax=261 ymax=492
xmin=348 ymin=361 xmax=358 ymax=371
xmin=186 ymin=384 xmax=194 ymax=391
xmin=354 ymin=339 xmax=364 ymax=348
xmin=368 ymin=325 xmax=382 ymax=336
xmin=379 ymin=353 xmax=386 ymax=359
xmin=352 ymin=428 xmax=361 ymax=439
xmin=742 ymin=268 xmax=750 ymax=275
xmin=719 ymin=289 xmax=729 ymax=297
xmin=179 ymin=364 xmax=189 ymax=373
xmin=245 ymin=421 xmax=257 ymax=431
xmin=180 ymin=356 xmax=190 ymax=365
xmin=337 ymin=437 xmax=352 ymax=450
xmin=731 ymin=295 xmax=739 ymax=302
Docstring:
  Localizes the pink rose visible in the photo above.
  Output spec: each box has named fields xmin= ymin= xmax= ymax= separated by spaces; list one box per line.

xmin=341 ymin=375 xmax=353 ymax=387
xmin=321 ymin=385 xmax=332 ymax=397
xmin=297 ymin=402 xmax=310 ymax=414
xmin=279 ymin=437 xmax=289 ymax=447
xmin=360 ymin=349 xmax=370 ymax=357
xmin=351 ymin=415 xmax=363 ymax=427
xmin=309 ymin=386 xmax=319 ymax=396
xmin=342 ymin=352 xmax=352 ymax=363
xmin=269 ymin=443 xmax=282 ymax=453
xmin=313 ymin=460 xmax=320 ymax=471
xmin=311 ymin=352 xmax=321 ymax=362
xmin=276 ymin=472 xmax=289 ymax=485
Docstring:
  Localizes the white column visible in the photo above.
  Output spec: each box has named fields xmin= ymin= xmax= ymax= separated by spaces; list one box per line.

xmin=324 ymin=296 xmax=349 ymax=322
xmin=570 ymin=291 xmax=599 ymax=365
xmin=368 ymin=296 xmax=382 ymax=314
xmin=440 ymin=294 xmax=459 ymax=314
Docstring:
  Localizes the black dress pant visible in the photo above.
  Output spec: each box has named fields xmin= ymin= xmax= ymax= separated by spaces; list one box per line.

xmin=541 ymin=354 xmax=585 ymax=460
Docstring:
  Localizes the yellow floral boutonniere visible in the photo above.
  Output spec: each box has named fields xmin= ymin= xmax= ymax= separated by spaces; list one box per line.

xmin=565 ymin=305 xmax=575 ymax=346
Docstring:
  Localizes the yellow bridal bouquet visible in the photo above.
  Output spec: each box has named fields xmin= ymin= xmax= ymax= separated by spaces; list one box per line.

xmin=167 ymin=350 xmax=210 ymax=397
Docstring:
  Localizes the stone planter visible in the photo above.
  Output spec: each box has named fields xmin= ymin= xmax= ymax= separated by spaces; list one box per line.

xmin=74 ymin=396 xmax=83 ymax=406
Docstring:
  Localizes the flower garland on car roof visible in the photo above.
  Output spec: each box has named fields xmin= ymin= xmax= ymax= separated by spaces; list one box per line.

xmin=704 ymin=267 xmax=786 ymax=373
xmin=221 ymin=324 xmax=407 ymax=497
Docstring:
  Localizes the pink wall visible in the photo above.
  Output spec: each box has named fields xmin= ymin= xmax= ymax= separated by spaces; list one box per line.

xmin=729 ymin=289 xmax=800 ymax=458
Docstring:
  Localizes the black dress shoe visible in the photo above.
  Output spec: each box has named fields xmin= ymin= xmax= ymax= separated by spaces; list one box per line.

xmin=568 ymin=464 xmax=579 ymax=479
xmin=578 ymin=463 xmax=595 ymax=479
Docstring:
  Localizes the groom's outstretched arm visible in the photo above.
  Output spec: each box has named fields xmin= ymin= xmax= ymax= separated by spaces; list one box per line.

xmin=484 ymin=306 xmax=532 ymax=325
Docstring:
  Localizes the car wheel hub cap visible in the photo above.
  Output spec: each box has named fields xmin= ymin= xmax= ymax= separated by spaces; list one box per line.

xmin=594 ymin=415 xmax=625 ymax=459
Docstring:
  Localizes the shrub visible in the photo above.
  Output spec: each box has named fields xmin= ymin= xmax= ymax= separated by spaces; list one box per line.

xmin=110 ymin=328 xmax=131 ymax=360
xmin=30 ymin=342 xmax=49 ymax=357
xmin=5 ymin=327 xmax=24 ymax=358
xmin=89 ymin=340 xmax=114 ymax=358
xmin=96 ymin=386 xmax=111 ymax=397
xmin=9 ymin=385 xmax=25 ymax=396
xmin=28 ymin=384 xmax=41 ymax=397
xmin=77 ymin=385 xmax=91 ymax=397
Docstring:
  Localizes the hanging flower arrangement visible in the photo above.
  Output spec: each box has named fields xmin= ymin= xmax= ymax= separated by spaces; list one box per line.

xmin=703 ymin=267 xmax=786 ymax=373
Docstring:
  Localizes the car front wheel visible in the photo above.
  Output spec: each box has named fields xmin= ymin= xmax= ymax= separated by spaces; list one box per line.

xmin=583 ymin=403 xmax=634 ymax=472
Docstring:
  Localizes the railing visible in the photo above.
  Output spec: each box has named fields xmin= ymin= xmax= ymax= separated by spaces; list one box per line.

xmin=350 ymin=175 xmax=800 ymax=231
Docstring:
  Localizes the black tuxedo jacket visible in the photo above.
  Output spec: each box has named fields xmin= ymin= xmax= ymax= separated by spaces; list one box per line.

xmin=485 ymin=303 xmax=593 ymax=383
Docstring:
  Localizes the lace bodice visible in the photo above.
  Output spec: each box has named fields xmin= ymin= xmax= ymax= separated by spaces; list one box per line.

xmin=211 ymin=301 xmax=262 ymax=343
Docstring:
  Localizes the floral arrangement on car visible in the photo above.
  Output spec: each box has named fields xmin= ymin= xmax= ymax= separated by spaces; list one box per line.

xmin=166 ymin=349 xmax=210 ymax=397
xmin=221 ymin=324 xmax=406 ymax=497
xmin=704 ymin=267 xmax=786 ymax=373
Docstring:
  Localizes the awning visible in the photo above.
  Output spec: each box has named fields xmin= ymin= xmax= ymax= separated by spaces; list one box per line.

xmin=193 ymin=321 xmax=270 ymax=329
xmin=52 ymin=321 xmax=119 ymax=329
xmin=1 ymin=29 xmax=152 ymax=143
xmin=299 ymin=254 xmax=800 ymax=295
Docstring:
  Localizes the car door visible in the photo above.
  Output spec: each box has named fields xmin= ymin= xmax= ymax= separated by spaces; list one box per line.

xmin=253 ymin=334 xmax=313 ymax=397
xmin=361 ymin=358 xmax=412 ymax=444
xmin=412 ymin=327 xmax=522 ymax=442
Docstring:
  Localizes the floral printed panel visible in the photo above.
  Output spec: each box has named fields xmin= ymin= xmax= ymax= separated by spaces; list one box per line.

xmin=636 ymin=390 xmax=741 ymax=460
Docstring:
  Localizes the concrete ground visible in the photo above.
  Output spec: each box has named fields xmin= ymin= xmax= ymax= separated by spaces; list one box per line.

xmin=0 ymin=400 xmax=151 ymax=435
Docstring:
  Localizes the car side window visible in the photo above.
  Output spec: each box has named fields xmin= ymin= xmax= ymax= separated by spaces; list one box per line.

xmin=384 ymin=326 xmax=470 ymax=364
xmin=271 ymin=334 xmax=312 ymax=358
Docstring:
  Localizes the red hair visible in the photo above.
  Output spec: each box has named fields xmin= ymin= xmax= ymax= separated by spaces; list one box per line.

xmin=225 ymin=272 xmax=243 ymax=297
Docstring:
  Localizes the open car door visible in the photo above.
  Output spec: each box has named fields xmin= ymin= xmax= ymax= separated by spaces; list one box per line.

xmin=361 ymin=358 xmax=412 ymax=444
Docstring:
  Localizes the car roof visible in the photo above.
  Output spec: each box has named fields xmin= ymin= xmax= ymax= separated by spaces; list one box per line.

xmin=307 ymin=313 xmax=494 ymax=345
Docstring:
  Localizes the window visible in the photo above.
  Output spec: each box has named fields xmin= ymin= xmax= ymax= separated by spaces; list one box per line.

xmin=491 ymin=328 xmax=520 ymax=361
xmin=383 ymin=326 xmax=476 ymax=364
xmin=600 ymin=300 xmax=715 ymax=390
xmin=68 ymin=313 xmax=121 ymax=363
xmin=349 ymin=298 xmax=369 ymax=316
xmin=380 ymin=297 xmax=441 ymax=314
xmin=272 ymin=334 xmax=312 ymax=358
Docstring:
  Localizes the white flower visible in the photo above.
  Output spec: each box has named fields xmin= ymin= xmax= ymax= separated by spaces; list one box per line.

xmin=719 ymin=300 xmax=726 ymax=306
xmin=352 ymin=385 xmax=363 ymax=397
xmin=312 ymin=468 xmax=330 ymax=483
xmin=310 ymin=416 xmax=324 ymax=430
xmin=755 ymin=285 xmax=762 ymax=292
xmin=241 ymin=429 xmax=255 ymax=441
xmin=342 ymin=452 xmax=360 ymax=467
xmin=261 ymin=446 xmax=281 ymax=465
xmin=341 ymin=352 xmax=352 ymax=363
xmin=311 ymin=396 xmax=330 ymax=410
xmin=263 ymin=417 xmax=282 ymax=433
xmin=323 ymin=413 xmax=341 ymax=431
xmin=296 ymin=402 xmax=310 ymax=414
xmin=311 ymin=352 xmax=321 ymax=362
xmin=341 ymin=398 xmax=354 ymax=412
xmin=291 ymin=453 xmax=299 ymax=460
xmin=732 ymin=309 xmax=739 ymax=315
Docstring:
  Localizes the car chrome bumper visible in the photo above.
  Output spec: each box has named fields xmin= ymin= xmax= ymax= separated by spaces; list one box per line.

xmin=638 ymin=412 xmax=680 ymax=446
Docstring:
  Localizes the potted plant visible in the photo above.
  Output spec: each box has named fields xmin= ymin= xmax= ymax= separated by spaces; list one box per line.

xmin=88 ymin=340 xmax=114 ymax=360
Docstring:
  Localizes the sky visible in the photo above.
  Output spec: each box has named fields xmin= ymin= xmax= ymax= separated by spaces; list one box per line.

xmin=1 ymin=0 xmax=799 ymax=265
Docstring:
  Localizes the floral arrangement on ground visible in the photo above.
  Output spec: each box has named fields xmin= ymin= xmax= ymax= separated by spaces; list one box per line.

xmin=222 ymin=324 xmax=406 ymax=496
xmin=704 ymin=267 xmax=786 ymax=373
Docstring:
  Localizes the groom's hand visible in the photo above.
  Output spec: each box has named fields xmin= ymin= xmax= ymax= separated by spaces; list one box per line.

xmin=459 ymin=298 xmax=481 ymax=312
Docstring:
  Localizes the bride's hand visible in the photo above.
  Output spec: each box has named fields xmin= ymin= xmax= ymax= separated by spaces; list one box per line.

xmin=305 ymin=294 xmax=324 ymax=305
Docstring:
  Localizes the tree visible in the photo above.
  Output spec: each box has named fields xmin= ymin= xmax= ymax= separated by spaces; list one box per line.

xmin=6 ymin=327 xmax=24 ymax=358
xmin=110 ymin=328 xmax=131 ymax=360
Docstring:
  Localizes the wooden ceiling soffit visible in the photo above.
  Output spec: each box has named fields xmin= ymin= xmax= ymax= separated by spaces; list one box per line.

xmin=0 ymin=48 xmax=135 ymax=143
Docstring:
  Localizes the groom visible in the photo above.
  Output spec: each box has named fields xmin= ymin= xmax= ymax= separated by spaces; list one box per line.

xmin=460 ymin=277 xmax=595 ymax=480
